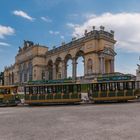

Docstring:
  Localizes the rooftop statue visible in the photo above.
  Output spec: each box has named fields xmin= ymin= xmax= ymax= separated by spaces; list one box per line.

xmin=18 ymin=46 xmax=22 ymax=52
xmin=24 ymin=40 xmax=34 ymax=48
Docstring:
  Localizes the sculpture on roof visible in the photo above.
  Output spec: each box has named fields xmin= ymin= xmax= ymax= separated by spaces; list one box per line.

xmin=18 ymin=46 xmax=22 ymax=52
xmin=24 ymin=40 xmax=34 ymax=47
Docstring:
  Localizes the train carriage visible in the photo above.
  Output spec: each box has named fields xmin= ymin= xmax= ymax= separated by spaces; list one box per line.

xmin=24 ymin=83 xmax=81 ymax=105
xmin=0 ymin=85 xmax=20 ymax=106
xmin=83 ymin=80 xmax=139 ymax=102
xmin=24 ymin=80 xmax=139 ymax=105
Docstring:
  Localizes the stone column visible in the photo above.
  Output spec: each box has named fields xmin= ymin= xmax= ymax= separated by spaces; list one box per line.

xmin=100 ymin=56 xmax=105 ymax=74
xmin=65 ymin=64 xmax=67 ymax=78
xmin=110 ymin=59 xmax=114 ymax=73
xmin=83 ymin=59 xmax=86 ymax=77
xmin=53 ymin=63 xmax=56 ymax=80
xmin=62 ymin=61 xmax=66 ymax=79
xmin=45 ymin=67 xmax=49 ymax=80
xmin=72 ymin=58 xmax=77 ymax=80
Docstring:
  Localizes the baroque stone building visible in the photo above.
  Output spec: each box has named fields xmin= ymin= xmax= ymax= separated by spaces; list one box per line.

xmin=4 ymin=26 xmax=116 ymax=85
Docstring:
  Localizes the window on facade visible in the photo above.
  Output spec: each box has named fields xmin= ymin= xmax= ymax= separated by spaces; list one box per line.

xmin=24 ymin=73 xmax=27 ymax=82
xmin=23 ymin=63 xmax=26 ymax=70
xmin=42 ymin=70 xmax=45 ymax=80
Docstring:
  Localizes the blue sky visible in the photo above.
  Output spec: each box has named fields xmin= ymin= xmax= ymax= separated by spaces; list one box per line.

xmin=0 ymin=0 xmax=140 ymax=75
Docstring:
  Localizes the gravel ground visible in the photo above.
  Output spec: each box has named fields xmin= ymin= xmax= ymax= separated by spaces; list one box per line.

xmin=0 ymin=102 xmax=140 ymax=140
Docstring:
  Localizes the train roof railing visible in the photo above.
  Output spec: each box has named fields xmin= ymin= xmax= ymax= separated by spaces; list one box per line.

xmin=27 ymin=78 xmax=75 ymax=85
xmin=23 ymin=73 xmax=136 ymax=85
xmin=0 ymin=85 xmax=18 ymax=89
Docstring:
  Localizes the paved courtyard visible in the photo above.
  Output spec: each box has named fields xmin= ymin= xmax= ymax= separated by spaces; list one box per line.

xmin=0 ymin=102 xmax=140 ymax=140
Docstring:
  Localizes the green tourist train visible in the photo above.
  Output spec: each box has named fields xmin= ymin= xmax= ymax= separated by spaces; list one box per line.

xmin=24 ymin=79 xmax=140 ymax=105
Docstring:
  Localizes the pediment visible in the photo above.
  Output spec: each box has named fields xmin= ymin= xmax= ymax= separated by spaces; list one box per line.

xmin=102 ymin=48 xmax=117 ymax=56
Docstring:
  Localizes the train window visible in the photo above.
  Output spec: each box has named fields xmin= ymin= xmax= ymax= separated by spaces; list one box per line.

xmin=58 ymin=85 xmax=62 ymax=93
xmin=33 ymin=86 xmax=38 ymax=94
xmin=136 ymin=81 xmax=140 ymax=89
xmin=47 ymin=86 xmax=51 ymax=93
xmin=25 ymin=87 xmax=29 ymax=94
xmin=123 ymin=82 xmax=126 ymax=90
xmin=2 ymin=89 xmax=10 ymax=94
xmin=39 ymin=86 xmax=46 ymax=94
xmin=52 ymin=86 xmax=55 ymax=93
xmin=93 ymin=84 xmax=99 ymax=91
xmin=38 ymin=87 xmax=41 ymax=94
xmin=117 ymin=82 xmax=123 ymax=90
xmin=109 ymin=83 xmax=116 ymax=91
xmin=127 ymin=81 xmax=135 ymax=89
xmin=69 ymin=85 xmax=73 ymax=93
xmin=100 ymin=83 xmax=107 ymax=91
xmin=0 ymin=89 xmax=4 ymax=94
xmin=64 ymin=85 xmax=67 ymax=93
xmin=63 ymin=85 xmax=65 ymax=94
xmin=53 ymin=86 xmax=56 ymax=93
xmin=77 ymin=84 xmax=81 ymax=92
xmin=132 ymin=82 xmax=135 ymax=89
xmin=125 ymin=82 xmax=133 ymax=90
xmin=109 ymin=83 xmax=113 ymax=91
xmin=29 ymin=87 xmax=33 ymax=94
xmin=126 ymin=82 xmax=130 ymax=90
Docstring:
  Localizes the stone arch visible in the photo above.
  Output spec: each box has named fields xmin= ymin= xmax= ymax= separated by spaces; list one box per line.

xmin=65 ymin=54 xmax=72 ymax=78
xmin=65 ymin=54 xmax=72 ymax=63
xmin=87 ymin=58 xmax=93 ymax=74
xmin=47 ymin=59 xmax=53 ymax=80
xmin=75 ymin=50 xmax=85 ymax=78
xmin=75 ymin=50 xmax=84 ymax=60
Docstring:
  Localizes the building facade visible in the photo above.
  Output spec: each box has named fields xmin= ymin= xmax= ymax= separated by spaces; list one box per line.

xmin=4 ymin=26 xmax=116 ymax=85
xmin=4 ymin=41 xmax=48 ymax=85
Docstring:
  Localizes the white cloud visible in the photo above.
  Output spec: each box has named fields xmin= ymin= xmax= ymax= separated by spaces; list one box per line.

xmin=13 ymin=10 xmax=35 ymax=21
xmin=60 ymin=35 xmax=64 ymax=40
xmin=115 ymin=65 xmax=137 ymax=75
xmin=67 ymin=23 xmax=79 ymax=28
xmin=67 ymin=12 xmax=140 ymax=53
xmin=0 ymin=25 xmax=15 ymax=39
xmin=0 ymin=42 xmax=10 ymax=47
xmin=41 ymin=16 xmax=52 ymax=22
xmin=68 ymin=13 xmax=79 ymax=19
xmin=49 ymin=30 xmax=60 ymax=35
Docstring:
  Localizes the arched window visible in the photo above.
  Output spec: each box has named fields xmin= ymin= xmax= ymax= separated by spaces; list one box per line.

xmin=67 ymin=59 xmax=72 ymax=78
xmin=65 ymin=54 xmax=72 ymax=79
xmin=77 ymin=56 xmax=84 ymax=77
xmin=76 ymin=51 xmax=85 ymax=78
xmin=87 ymin=59 xmax=93 ymax=74
xmin=23 ymin=63 xmax=26 ymax=70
